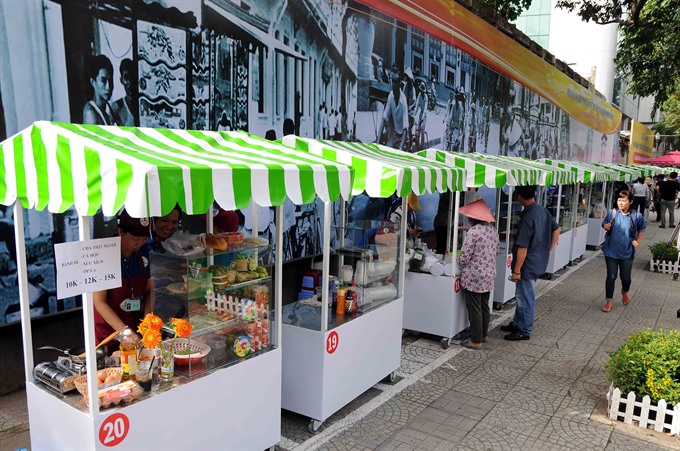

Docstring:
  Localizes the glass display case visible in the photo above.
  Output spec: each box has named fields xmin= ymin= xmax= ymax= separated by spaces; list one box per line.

xmin=588 ymin=182 xmax=608 ymax=219
xmin=151 ymin=244 xmax=273 ymax=378
xmin=543 ymin=185 xmax=573 ymax=233
xmin=282 ymin=220 xmax=401 ymax=331
xmin=574 ymin=183 xmax=588 ymax=228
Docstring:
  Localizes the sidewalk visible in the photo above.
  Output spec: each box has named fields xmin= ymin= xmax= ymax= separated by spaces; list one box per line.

xmin=1 ymin=216 xmax=679 ymax=451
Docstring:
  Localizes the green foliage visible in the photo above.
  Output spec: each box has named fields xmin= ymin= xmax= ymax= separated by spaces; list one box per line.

xmin=556 ymin=0 xmax=680 ymax=112
xmin=480 ymin=0 xmax=533 ymax=21
xmin=606 ymin=329 xmax=680 ymax=405
xmin=649 ymin=241 xmax=679 ymax=263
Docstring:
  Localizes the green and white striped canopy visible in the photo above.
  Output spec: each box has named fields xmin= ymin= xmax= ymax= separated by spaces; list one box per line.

xmin=539 ymin=159 xmax=618 ymax=183
xmin=280 ymin=136 xmax=465 ymax=197
xmin=417 ymin=149 xmax=545 ymax=188
xmin=504 ymin=156 xmax=578 ymax=186
xmin=0 ymin=121 xmax=354 ymax=217
xmin=591 ymin=163 xmax=645 ymax=182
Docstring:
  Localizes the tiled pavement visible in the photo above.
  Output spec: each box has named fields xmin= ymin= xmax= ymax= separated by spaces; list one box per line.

xmin=1 ymin=216 xmax=679 ymax=450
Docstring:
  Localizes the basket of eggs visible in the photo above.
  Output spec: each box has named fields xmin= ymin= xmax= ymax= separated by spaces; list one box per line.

xmin=74 ymin=368 xmax=123 ymax=398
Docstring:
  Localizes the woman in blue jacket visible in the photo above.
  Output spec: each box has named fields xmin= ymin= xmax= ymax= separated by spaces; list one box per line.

xmin=601 ymin=190 xmax=646 ymax=312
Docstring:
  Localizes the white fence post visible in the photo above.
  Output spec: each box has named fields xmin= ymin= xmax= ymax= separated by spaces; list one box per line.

xmin=655 ymin=399 xmax=667 ymax=432
xmin=624 ymin=391 xmax=636 ymax=424
xmin=639 ymin=395 xmax=651 ymax=429
xmin=609 ymin=387 xmax=621 ymax=420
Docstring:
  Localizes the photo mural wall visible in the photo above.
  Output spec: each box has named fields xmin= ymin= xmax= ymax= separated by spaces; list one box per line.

xmin=0 ymin=0 xmax=619 ymax=324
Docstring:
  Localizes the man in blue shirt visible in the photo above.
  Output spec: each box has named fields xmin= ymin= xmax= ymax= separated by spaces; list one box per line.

xmin=501 ymin=185 xmax=560 ymax=340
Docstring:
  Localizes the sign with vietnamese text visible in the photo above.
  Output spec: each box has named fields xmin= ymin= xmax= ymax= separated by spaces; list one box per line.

xmin=54 ymin=237 xmax=121 ymax=299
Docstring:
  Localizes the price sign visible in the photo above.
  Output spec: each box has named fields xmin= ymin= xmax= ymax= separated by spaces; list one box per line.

xmin=98 ymin=413 xmax=129 ymax=447
xmin=55 ymin=237 xmax=121 ymax=299
xmin=326 ymin=331 xmax=339 ymax=354
xmin=454 ymin=277 xmax=461 ymax=293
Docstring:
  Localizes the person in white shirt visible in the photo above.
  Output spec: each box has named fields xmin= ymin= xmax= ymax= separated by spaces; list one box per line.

xmin=631 ymin=177 xmax=650 ymax=214
xmin=328 ymin=109 xmax=337 ymax=140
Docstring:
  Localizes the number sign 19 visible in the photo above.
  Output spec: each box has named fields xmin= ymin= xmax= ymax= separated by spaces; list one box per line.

xmin=326 ymin=331 xmax=339 ymax=354
xmin=99 ymin=413 xmax=130 ymax=447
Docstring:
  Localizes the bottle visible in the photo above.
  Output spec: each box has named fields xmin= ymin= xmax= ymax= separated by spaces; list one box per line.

xmin=336 ymin=286 xmax=347 ymax=316
xmin=119 ymin=327 xmax=139 ymax=381
xmin=345 ymin=283 xmax=356 ymax=314
xmin=349 ymin=282 xmax=359 ymax=314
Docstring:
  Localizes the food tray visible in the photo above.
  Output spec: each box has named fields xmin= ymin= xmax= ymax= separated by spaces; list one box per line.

xmin=170 ymin=338 xmax=211 ymax=365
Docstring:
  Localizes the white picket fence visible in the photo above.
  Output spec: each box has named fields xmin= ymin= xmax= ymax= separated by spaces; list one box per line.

xmin=607 ymin=384 xmax=680 ymax=435
xmin=649 ymin=258 xmax=680 ymax=275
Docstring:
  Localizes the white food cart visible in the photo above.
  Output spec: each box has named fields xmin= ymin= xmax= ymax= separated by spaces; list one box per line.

xmin=414 ymin=150 xmax=552 ymax=317
xmin=279 ymin=137 xmax=463 ymax=431
xmin=5 ymin=122 xmax=353 ymax=450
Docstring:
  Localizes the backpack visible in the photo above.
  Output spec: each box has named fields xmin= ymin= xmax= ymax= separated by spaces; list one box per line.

xmin=605 ymin=208 xmax=639 ymax=238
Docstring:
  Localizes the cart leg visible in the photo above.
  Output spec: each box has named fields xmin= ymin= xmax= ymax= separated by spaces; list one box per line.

xmin=441 ymin=337 xmax=452 ymax=349
xmin=387 ymin=371 xmax=397 ymax=383
xmin=308 ymin=419 xmax=323 ymax=434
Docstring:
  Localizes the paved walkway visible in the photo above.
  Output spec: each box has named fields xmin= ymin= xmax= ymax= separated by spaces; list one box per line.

xmin=1 ymin=216 xmax=679 ymax=451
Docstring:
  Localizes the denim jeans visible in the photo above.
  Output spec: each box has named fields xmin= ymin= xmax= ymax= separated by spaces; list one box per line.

xmin=512 ymin=278 xmax=537 ymax=336
xmin=604 ymin=256 xmax=633 ymax=300
xmin=660 ymin=199 xmax=676 ymax=227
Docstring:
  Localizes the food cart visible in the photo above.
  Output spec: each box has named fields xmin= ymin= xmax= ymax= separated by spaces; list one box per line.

xmin=501 ymin=157 xmax=577 ymax=277
xmin=415 ymin=150 xmax=552 ymax=319
xmin=3 ymin=122 xmax=354 ymax=450
xmin=279 ymin=137 xmax=464 ymax=431
xmin=539 ymin=160 xmax=618 ymax=260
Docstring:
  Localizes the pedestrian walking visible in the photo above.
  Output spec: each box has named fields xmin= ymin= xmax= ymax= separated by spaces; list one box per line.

xmin=601 ymin=190 xmax=646 ymax=312
xmin=501 ymin=185 xmax=560 ymax=341
xmin=658 ymin=171 xmax=679 ymax=228
xmin=457 ymin=199 xmax=499 ymax=350
xmin=631 ymin=177 xmax=650 ymax=214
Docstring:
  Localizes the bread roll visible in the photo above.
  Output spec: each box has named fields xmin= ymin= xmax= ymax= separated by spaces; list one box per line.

xmin=204 ymin=233 xmax=228 ymax=251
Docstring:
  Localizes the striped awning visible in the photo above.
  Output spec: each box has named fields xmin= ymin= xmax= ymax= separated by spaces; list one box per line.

xmin=539 ymin=159 xmax=618 ymax=183
xmin=591 ymin=163 xmax=646 ymax=182
xmin=503 ymin=156 xmax=578 ymax=186
xmin=417 ymin=149 xmax=545 ymax=188
xmin=280 ymin=137 xmax=465 ymax=197
xmin=0 ymin=121 xmax=354 ymax=217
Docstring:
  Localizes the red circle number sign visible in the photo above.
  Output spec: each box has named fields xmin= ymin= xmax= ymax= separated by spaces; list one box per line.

xmin=454 ymin=277 xmax=461 ymax=293
xmin=99 ymin=413 xmax=130 ymax=447
xmin=326 ymin=331 xmax=339 ymax=354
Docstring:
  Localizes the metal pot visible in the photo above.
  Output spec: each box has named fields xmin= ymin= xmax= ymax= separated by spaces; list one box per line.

xmin=37 ymin=345 xmax=107 ymax=372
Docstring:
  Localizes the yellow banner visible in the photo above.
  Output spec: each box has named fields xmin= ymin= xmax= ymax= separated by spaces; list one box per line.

xmin=629 ymin=121 xmax=654 ymax=164
xmin=355 ymin=0 xmax=622 ymax=134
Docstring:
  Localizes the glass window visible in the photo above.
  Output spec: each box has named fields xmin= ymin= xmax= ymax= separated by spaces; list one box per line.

xmin=526 ymin=16 xmax=540 ymax=36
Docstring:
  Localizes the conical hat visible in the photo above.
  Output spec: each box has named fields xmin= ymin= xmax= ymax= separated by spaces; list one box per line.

xmin=458 ymin=199 xmax=495 ymax=223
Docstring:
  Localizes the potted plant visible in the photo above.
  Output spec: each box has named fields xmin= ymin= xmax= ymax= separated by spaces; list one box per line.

xmin=605 ymin=329 xmax=680 ymax=433
xmin=649 ymin=241 xmax=679 ymax=274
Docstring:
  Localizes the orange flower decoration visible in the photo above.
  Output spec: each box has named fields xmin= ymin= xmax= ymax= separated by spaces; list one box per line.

xmin=141 ymin=329 xmax=162 ymax=349
xmin=171 ymin=318 xmax=192 ymax=338
xmin=138 ymin=313 xmax=163 ymax=335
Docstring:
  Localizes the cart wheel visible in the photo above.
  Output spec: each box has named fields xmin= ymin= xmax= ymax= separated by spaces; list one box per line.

xmin=441 ymin=338 xmax=451 ymax=349
xmin=387 ymin=371 xmax=397 ymax=383
xmin=308 ymin=420 xmax=323 ymax=434
xmin=493 ymin=302 xmax=503 ymax=311
xmin=546 ymin=274 xmax=553 ymax=280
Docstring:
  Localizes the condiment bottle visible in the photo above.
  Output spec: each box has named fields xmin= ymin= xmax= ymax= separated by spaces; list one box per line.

xmin=345 ymin=284 xmax=354 ymax=314
xmin=336 ymin=286 xmax=347 ymax=316
xmin=119 ymin=327 xmax=139 ymax=381
xmin=348 ymin=282 xmax=358 ymax=314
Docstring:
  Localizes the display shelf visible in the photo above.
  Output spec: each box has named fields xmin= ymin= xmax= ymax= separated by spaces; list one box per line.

xmin=151 ymin=245 xmax=272 ymax=379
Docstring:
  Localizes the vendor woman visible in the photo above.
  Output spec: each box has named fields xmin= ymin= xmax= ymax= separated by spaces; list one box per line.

xmin=144 ymin=204 xmax=182 ymax=253
xmin=94 ymin=210 xmax=154 ymax=343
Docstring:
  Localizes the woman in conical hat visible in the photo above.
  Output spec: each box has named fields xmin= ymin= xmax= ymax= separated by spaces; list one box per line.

xmin=457 ymin=199 xmax=499 ymax=350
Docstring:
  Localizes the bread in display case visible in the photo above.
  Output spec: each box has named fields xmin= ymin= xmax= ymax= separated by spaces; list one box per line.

xmin=151 ymin=244 xmax=273 ymax=378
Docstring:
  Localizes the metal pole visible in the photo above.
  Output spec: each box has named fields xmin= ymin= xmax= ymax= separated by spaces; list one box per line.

xmin=398 ymin=196 xmax=407 ymax=297
xmin=13 ymin=203 xmax=34 ymax=384
xmin=445 ymin=192 xmax=454 ymax=253
xmin=451 ymin=192 xmax=461 ymax=275
xmin=321 ymin=202 xmax=332 ymax=333
xmin=275 ymin=205 xmax=283 ymax=348
xmin=78 ymin=215 xmax=99 ymax=418
xmin=505 ymin=187 xmax=513 ymax=258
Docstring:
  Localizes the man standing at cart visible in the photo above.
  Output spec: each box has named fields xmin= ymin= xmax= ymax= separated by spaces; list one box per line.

xmin=501 ymin=185 xmax=560 ymax=341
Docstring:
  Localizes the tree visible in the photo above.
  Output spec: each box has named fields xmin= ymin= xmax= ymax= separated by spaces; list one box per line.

xmin=479 ymin=0 xmax=534 ymax=21
xmin=654 ymin=94 xmax=680 ymax=152
xmin=555 ymin=0 xmax=680 ymax=112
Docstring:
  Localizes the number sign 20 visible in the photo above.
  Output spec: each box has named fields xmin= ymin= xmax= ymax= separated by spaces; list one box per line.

xmin=99 ymin=413 xmax=129 ymax=447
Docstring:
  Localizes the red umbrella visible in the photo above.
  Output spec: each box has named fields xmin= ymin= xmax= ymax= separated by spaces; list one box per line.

xmin=648 ymin=150 xmax=680 ymax=166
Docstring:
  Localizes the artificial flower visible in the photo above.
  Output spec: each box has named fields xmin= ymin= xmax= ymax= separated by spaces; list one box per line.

xmin=141 ymin=329 xmax=162 ymax=349
xmin=171 ymin=318 xmax=193 ymax=338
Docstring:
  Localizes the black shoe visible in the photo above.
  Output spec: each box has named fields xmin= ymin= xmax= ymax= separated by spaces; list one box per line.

xmin=500 ymin=323 xmax=519 ymax=333
xmin=660 ymin=225 xmax=666 ymax=228
xmin=504 ymin=331 xmax=530 ymax=341
xmin=671 ymin=225 xmax=677 ymax=228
